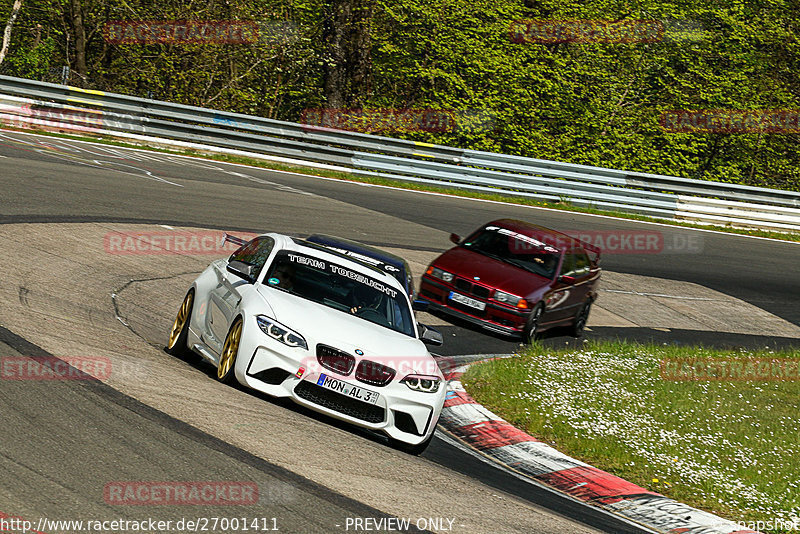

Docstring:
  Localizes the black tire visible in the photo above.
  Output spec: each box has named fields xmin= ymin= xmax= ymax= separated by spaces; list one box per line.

xmin=523 ymin=303 xmax=544 ymax=343
xmin=391 ymin=431 xmax=435 ymax=455
xmin=166 ymin=290 xmax=194 ymax=356
xmin=571 ymin=300 xmax=592 ymax=338
xmin=217 ymin=318 xmax=243 ymax=385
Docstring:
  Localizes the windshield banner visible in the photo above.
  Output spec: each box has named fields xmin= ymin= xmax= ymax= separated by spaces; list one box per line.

xmin=285 ymin=253 xmax=398 ymax=298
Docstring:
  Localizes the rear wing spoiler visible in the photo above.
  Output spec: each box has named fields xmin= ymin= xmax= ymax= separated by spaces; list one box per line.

xmin=223 ymin=233 xmax=249 ymax=248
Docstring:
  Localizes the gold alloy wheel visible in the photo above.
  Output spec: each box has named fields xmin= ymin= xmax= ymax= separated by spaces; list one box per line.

xmin=167 ymin=292 xmax=193 ymax=349
xmin=218 ymin=320 xmax=242 ymax=380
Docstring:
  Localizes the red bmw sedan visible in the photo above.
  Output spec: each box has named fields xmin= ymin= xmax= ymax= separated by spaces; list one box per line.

xmin=417 ymin=219 xmax=601 ymax=341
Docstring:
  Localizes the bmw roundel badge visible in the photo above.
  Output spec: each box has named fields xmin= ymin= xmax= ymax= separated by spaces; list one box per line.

xmin=355 ymin=349 xmax=364 ymax=355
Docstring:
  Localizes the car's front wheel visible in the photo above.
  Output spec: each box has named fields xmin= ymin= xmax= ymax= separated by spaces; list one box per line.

xmin=523 ymin=303 xmax=544 ymax=343
xmin=571 ymin=299 xmax=592 ymax=338
xmin=166 ymin=290 xmax=194 ymax=356
xmin=217 ymin=318 xmax=242 ymax=385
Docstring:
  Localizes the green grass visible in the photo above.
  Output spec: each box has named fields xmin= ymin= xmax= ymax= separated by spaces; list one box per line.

xmin=5 ymin=125 xmax=800 ymax=243
xmin=462 ymin=341 xmax=800 ymax=532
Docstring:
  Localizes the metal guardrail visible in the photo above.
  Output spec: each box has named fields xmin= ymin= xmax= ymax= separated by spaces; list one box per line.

xmin=1 ymin=74 xmax=799 ymax=232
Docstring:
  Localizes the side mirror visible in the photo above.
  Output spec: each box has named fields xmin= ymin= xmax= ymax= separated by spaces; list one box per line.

xmin=418 ymin=323 xmax=443 ymax=346
xmin=449 ymin=233 xmax=462 ymax=245
xmin=227 ymin=260 xmax=255 ymax=282
xmin=558 ymin=274 xmax=576 ymax=285
xmin=412 ymin=299 xmax=430 ymax=312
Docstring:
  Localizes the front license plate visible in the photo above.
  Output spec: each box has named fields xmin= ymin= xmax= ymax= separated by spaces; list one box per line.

xmin=316 ymin=374 xmax=380 ymax=405
xmin=449 ymin=291 xmax=486 ymax=311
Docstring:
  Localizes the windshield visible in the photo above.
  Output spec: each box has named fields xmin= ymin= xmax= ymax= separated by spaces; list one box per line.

xmin=317 ymin=244 xmax=406 ymax=288
xmin=461 ymin=226 xmax=561 ymax=279
xmin=264 ymin=251 xmax=415 ymax=337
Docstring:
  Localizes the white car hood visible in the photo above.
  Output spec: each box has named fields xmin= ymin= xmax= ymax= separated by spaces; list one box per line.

xmin=256 ymin=285 xmax=431 ymax=361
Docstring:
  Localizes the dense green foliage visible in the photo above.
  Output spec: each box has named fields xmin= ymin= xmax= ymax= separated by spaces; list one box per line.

xmin=2 ymin=0 xmax=798 ymax=190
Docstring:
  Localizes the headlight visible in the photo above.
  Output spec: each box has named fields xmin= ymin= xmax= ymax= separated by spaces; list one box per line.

xmin=493 ymin=290 xmax=528 ymax=309
xmin=401 ymin=374 xmax=441 ymax=393
xmin=256 ymin=316 xmax=308 ymax=350
xmin=427 ymin=266 xmax=454 ymax=283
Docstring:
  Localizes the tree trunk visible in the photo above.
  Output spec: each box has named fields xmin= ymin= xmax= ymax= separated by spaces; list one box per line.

xmin=0 ymin=0 xmax=23 ymax=66
xmin=322 ymin=0 xmax=375 ymax=108
xmin=69 ymin=0 xmax=87 ymax=84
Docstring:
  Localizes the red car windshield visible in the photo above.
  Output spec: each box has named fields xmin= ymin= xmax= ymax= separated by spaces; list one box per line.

xmin=461 ymin=226 xmax=561 ymax=279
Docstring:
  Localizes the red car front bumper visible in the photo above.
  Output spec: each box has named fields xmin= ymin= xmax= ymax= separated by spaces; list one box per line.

xmin=418 ymin=275 xmax=531 ymax=337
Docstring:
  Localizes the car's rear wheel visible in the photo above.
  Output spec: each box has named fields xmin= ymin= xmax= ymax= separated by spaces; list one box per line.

xmin=390 ymin=431 xmax=435 ymax=456
xmin=523 ymin=303 xmax=544 ymax=343
xmin=166 ymin=290 xmax=194 ymax=356
xmin=217 ymin=318 xmax=242 ymax=385
xmin=571 ymin=300 xmax=592 ymax=338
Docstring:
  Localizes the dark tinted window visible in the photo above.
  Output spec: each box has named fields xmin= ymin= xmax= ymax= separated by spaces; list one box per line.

xmin=559 ymin=253 xmax=576 ymax=277
xmin=574 ymin=250 xmax=591 ymax=275
xmin=560 ymin=249 xmax=590 ymax=277
xmin=230 ymin=237 xmax=275 ymax=279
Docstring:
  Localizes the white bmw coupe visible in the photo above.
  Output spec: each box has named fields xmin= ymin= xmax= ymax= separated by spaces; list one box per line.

xmin=167 ymin=233 xmax=445 ymax=454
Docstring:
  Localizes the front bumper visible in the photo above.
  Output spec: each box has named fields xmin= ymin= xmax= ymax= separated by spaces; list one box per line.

xmin=418 ymin=276 xmax=530 ymax=336
xmin=233 ymin=316 xmax=445 ymax=446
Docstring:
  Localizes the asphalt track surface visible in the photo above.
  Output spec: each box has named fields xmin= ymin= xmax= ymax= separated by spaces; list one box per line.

xmin=1 ymin=130 xmax=798 ymax=533
xmin=0 ymin=328 xmax=426 ymax=534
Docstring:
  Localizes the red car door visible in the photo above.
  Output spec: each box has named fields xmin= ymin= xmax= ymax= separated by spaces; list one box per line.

xmin=546 ymin=248 xmax=594 ymax=324
xmin=562 ymin=248 xmax=595 ymax=319
xmin=543 ymin=252 xmax=574 ymax=323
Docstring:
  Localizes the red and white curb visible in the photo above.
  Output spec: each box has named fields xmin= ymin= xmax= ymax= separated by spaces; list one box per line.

xmin=438 ymin=358 xmax=761 ymax=534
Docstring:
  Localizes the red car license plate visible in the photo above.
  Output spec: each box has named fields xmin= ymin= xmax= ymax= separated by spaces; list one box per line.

xmin=449 ymin=291 xmax=486 ymax=310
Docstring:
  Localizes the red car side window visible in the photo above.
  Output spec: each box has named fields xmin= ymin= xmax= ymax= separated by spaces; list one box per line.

xmin=559 ymin=253 xmax=575 ymax=277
